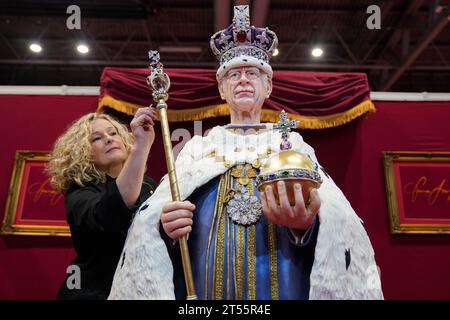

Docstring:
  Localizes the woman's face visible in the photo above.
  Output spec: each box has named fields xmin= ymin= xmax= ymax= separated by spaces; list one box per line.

xmin=89 ymin=118 xmax=127 ymax=176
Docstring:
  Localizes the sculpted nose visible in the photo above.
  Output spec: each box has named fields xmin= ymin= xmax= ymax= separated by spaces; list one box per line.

xmin=239 ymin=73 xmax=249 ymax=83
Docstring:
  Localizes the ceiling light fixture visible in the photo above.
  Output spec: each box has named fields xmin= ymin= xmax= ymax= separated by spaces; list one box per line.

xmin=311 ymin=47 xmax=323 ymax=57
xmin=29 ymin=43 xmax=42 ymax=53
xmin=77 ymin=44 xmax=89 ymax=54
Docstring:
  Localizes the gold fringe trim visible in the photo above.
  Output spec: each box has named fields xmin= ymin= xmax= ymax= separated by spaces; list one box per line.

xmin=213 ymin=196 xmax=226 ymax=300
xmin=206 ymin=173 xmax=226 ymax=300
xmin=97 ymin=95 xmax=138 ymax=117
xmin=227 ymin=208 xmax=232 ymax=300
xmin=97 ymin=95 xmax=230 ymax=121
xmin=98 ymin=95 xmax=375 ymax=129
xmin=260 ymin=100 xmax=376 ymax=129
xmin=235 ymin=225 xmax=245 ymax=300
xmin=247 ymin=224 xmax=256 ymax=300
xmin=268 ymin=222 xmax=279 ymax=300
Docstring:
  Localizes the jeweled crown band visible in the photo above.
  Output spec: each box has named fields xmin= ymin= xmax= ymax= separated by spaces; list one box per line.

xmin=220 ymin=46 xmax=269 ymax=65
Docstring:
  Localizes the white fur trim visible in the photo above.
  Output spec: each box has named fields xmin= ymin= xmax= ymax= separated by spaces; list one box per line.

xmin=216 ymin=55 xmax=273 ymax=80
xmin=108 ymin=126 xmax=383 ymax=300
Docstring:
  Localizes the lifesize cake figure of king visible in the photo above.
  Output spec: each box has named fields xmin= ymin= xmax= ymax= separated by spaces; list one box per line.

xmin=108 ymin=6 xmax=383 ymax=300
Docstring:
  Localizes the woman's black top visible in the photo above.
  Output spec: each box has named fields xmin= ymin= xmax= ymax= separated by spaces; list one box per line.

xmin=56 ymin=175 xmax=156 ymax=300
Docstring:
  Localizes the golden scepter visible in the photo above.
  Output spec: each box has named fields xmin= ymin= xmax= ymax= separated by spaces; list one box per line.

xmin=146 ymin=50 xmax=197 ymax=300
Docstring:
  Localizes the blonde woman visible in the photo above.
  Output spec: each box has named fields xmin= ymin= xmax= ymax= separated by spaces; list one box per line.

xmin=48 ymin=108 xmax=157 ymax=299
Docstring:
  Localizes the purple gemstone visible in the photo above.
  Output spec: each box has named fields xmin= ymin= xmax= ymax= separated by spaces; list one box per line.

xmin=280 ymin=140 xmax=292 ymax=150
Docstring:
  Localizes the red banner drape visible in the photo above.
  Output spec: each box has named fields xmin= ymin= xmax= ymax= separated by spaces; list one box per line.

xmin=98 ymin=67 xmax=375 ymax=129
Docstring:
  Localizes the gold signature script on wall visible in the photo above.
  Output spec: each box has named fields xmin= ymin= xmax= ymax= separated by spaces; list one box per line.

xmin=383 ymin=151 xmax=450 ymax=234
xmin=28 ymin=177 xmax=63 ymax=207
xmin=404 ymin=177 xmax=450 ymax=205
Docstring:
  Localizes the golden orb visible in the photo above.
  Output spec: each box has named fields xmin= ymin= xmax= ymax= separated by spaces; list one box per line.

xmin=256 ymin=150 xmax=322 ymax=206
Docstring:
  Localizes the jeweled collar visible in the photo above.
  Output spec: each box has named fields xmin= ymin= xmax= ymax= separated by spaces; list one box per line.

xmin=224 ymin=123 xmax=271 ymax=135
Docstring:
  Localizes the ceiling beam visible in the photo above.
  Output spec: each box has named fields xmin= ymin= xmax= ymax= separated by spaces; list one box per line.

xmin=112 ymin=31 xmax=136 ymax=61
xmin=381 ymin=0 xmax=425 ymax=52
xmin=368 ymin=0 xmax=425 ymax=83
xmin=0 ymin=1 xmax=149 ymax=19
xmin=0 ymin=33 xmax=21 ymax=59
xmin=352 ymin=0 xmax=394 ymax=60
xmin=381 ymin=11 xmax=450 ymax=90
xmin=0 ymin=1 xmax=212 ymax=19
xmin=3 ymin=59 xmax=450 ymax=72
xmin=367 ymin=0 xmax=424 ymax=67
xmin=332 ymin=27 xmax=358 ymax=64
xmin=84 ymin=27 xmax=111 ymax=61
xmin=15 ymin=38 xmax=449 ymax=48
xmin=431 ymin=41 xmax=449 ymax=66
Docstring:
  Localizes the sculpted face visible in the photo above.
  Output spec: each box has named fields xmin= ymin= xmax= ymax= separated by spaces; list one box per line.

xmin=219 ymin=66 xmax=272 ymax=123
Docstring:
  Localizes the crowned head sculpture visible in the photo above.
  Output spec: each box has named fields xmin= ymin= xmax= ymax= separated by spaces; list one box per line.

xmin=210 ymin=5 xmax=278 ymax=80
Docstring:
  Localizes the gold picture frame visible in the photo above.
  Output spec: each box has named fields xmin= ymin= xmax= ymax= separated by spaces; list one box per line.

xmin=383 ymin=151 xmax=450 ymax=234
xmin=1 ymin=151 xmax=70 ymax=237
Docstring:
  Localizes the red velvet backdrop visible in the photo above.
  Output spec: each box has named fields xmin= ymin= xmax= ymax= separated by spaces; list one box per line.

xmin=0 ymin=95 xmax=96 ymax=299
xmin=98 ymin=68 xmax=375 ymax=129
xmin=0 ymin=94 xmax=449 ymax=299
xmin=100 ymin=67 xmax=372 ymax=117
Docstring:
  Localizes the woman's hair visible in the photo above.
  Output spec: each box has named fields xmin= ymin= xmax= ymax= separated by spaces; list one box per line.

xmin=47 ymin=112 xmax=134 ymax=193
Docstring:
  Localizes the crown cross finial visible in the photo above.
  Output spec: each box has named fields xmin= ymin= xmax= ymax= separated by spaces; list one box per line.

xmin=274 ymin=110 xmax=298 ymax=150
xmin=148 ymin=50 xmax=161 ymax=69
xmin=233 ymin=5 xmax=250 ymax=27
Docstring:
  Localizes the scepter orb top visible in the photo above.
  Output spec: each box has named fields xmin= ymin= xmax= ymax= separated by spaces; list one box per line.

xmin=147 ymin=50 xmax=171 ymax=101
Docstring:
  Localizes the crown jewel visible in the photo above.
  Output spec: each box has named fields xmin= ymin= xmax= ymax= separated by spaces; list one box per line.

xmin=210 ymin=5 xmax=278 ymax=79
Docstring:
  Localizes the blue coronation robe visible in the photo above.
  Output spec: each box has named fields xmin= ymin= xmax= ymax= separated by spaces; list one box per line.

xmin=109 ymin=127 xmax=383 ymax=300
xmin=169 ymin=173 xmax=319 ymax=300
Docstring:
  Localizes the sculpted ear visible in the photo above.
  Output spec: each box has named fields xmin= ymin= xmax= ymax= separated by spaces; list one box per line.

xmin=266 ymin=77 xmax=273 ymax=98
xmin=218 ymin=80 xmax=225 ymax=100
